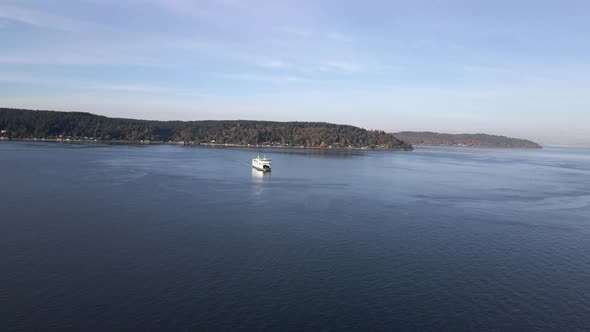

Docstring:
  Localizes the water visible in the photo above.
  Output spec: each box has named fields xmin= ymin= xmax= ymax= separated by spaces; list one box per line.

xmin=1 ymin=142 xmax=589 ymax=331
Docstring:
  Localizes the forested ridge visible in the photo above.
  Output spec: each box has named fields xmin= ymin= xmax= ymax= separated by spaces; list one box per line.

xmin=0 ymin=108 xmax=413 ymax=150
xmin=393 ymin=131 xmax=541 ymax=149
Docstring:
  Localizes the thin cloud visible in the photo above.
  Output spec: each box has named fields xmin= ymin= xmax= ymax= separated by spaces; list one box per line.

xmin=223 ymin=73 xmax=311 ymax=84
xmin=325 ymin=32 xmax=354 ymax=43
xmin=318 ymin=61 xmax=365 ymax=73
xmin=0 ymin=4 xmax=97 ymax=32
xmin=283 ymin=27 xmax=312 ymax=37
xmin=0 ymin=52 xmax=161 ymax=67
xmin=0 ymin=72 xmax=205 ymax=97
xmin=90 ymin=83 xmax=210 ymax=97
xmin=462 ymin=65 xmax=509 ymax=74
xmin=91 ymin=83 xmax=178 ymax=94
xmin=257 ymin=59 xmax=293 ymax=69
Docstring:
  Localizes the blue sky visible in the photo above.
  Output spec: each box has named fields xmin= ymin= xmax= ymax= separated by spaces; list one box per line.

xmin=1 ymin=0 xmax=589 ymax=145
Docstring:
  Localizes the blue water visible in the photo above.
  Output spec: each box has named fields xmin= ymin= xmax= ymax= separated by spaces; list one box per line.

xmin=1 ymin=142 xmax=589 ymax=331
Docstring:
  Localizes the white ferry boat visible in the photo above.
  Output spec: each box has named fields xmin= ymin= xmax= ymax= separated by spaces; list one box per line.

xmin=252 ymin=155 xmax=271 ymax=172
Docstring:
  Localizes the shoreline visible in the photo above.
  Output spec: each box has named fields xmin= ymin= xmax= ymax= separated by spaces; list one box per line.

xmin=413 ymin=144 xmax=543 ymax=150
xmin=0 ymin=138 xmax=414 ymax=151
xmin=1 ymin=138 xmax=551 ymax=150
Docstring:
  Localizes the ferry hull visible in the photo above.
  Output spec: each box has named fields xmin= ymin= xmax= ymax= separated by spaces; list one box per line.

xmin=252 ymin=165 xmax=271 ymax=172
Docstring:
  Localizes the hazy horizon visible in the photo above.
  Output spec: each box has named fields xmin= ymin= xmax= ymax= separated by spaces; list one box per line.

xmin=1 ymin=1 xmax=589 ymax=146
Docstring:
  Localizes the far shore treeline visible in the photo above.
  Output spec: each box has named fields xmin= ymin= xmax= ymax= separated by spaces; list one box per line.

xmin=0 ymin=108 xmax=413 ymax=150
xmin=393 ymin=131 xmax=542 ymax=149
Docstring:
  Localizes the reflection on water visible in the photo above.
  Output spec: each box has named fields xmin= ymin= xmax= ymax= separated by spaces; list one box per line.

xmin=251 ymin=168 xmax=271 ymax=198
xmin=251 ymin=168 xmax=271 ymax=182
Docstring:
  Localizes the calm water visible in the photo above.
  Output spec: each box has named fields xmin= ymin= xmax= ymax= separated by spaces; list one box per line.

xmin=1 ymin=142 xmax=590 ymax=331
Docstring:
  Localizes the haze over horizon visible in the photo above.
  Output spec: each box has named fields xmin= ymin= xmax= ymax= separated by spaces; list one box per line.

xmin=1 ymin=0 xmax=589 ymax=146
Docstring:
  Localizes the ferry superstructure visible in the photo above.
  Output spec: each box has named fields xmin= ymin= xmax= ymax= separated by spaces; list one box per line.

xmin=252 ymin=155 xmax=271 ymax=172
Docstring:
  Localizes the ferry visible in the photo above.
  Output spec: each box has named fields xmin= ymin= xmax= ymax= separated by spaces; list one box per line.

xmin=252 ymin=155 xmax=271 ymax=172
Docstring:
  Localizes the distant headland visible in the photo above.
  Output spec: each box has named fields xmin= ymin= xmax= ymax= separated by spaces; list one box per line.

xmin=393 ymin=131 xmax=542 ymax=149
xmin=0 ymin=108 xmax=413 ymax=151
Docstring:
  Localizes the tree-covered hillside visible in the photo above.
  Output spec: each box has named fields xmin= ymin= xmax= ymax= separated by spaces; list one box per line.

xmin=393 ymin=131 xmax=541 ymax=149
xmin=0 ymin=108 xmax=413 ymax=150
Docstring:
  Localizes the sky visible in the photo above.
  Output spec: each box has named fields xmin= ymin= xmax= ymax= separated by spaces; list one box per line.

xmin=0 ymin=0 xmax=589 ymax=145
